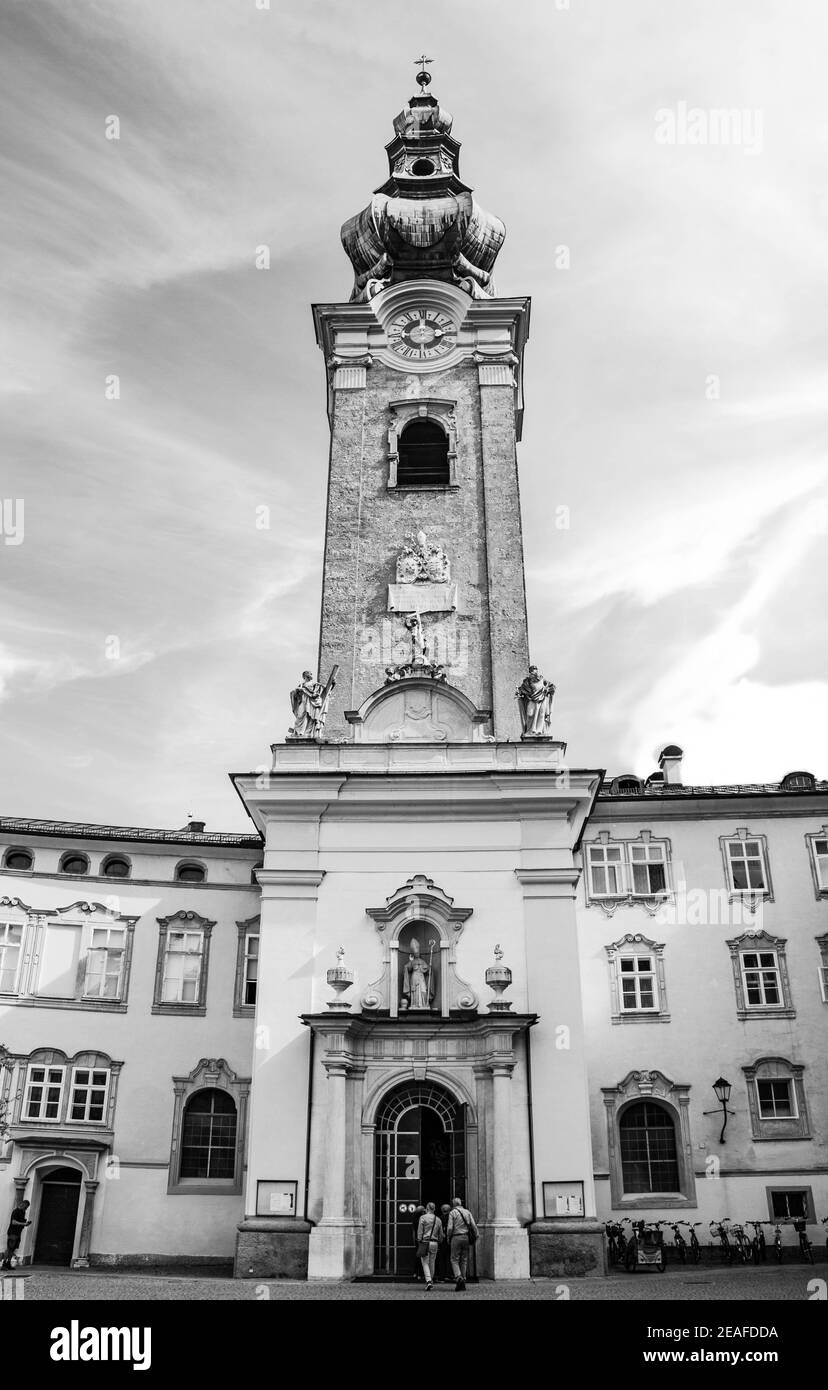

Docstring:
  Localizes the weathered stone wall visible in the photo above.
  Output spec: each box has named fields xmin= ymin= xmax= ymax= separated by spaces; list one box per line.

xmin=317 ymin=353 xmax=529 ymax=740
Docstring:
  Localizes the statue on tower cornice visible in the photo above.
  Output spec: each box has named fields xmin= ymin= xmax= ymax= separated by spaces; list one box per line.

xmin=287 ymin=666 xmax=338 ymax=740
xmin=517 ymin=665 xmax=556 ymax=739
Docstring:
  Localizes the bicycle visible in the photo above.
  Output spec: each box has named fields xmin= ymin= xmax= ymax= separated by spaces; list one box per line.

xmin=678 ymin=1221 xmax=702 ymax=1264
xmin=729 ymin=1222 xmax=751 ymax=1264
xmin=823 ymin=1216 xmax=828 ymax=1252
xmin=710 ymin=1219 xmax=733 ymax=1264
xmin=771 ymin=1220 xmax=784 ymax=1263
xmin=746 ymin=1220 xmax=767 ymax=1264
xmin=605 ymin=1220 xmax=629 ymax=1268
xmin=792 ymin=1216 xmax=814 ymax=1265
xmin=665 ymin=1222 xmax=687 ymax=1264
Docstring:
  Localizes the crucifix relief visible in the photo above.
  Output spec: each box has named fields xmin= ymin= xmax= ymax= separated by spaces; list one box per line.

xmin=385 ymin=531 xmax=457 ymax=682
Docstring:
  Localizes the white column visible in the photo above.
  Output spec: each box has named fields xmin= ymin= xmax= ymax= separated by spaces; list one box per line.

xmin=491 ymin=1063 xmax=517 ymax=1220
xmin=486 ymin=1059 xmax=529 ymax=1278
xmin=320 ymin=1062 xmax=348 ymax=1219
xmin=307 ymin=1054 xmax=359 ymax=1279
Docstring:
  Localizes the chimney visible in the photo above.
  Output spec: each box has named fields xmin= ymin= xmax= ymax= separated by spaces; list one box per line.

xmin=181 ymin=819 xmax=206 ymax=833
xmin=657 ymin=744 xmax=684 ymax=785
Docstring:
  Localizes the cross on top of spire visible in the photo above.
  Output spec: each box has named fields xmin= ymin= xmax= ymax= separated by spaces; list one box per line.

xmin=414 ymin=54 xmax=433 ymax=89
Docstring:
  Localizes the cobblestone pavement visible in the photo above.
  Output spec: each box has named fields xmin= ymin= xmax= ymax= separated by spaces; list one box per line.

xmin=10 ymin=1262 xmax=826 ymax=1301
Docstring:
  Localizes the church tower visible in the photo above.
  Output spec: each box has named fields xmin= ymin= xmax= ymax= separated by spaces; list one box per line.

xmin=233 ymin=66 xmax=603 ymax=1283
xmin=313 ymin=66 xmax=530 ymax=740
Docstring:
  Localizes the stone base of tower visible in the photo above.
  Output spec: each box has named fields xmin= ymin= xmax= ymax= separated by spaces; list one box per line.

xmin=307 ymin=1219 xmax=362 ymax=1280
xmin=234 ymin=1218 xmax=312 ymax=1279
xmin=528 ymin=1219 xmax=606 ymax=1278
xmin=479 ymin=1221 xmax=530 ymax=1279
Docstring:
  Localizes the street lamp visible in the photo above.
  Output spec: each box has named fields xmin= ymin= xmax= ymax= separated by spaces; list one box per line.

xmin=704 ymin=1076 xmax=735 ymax=1144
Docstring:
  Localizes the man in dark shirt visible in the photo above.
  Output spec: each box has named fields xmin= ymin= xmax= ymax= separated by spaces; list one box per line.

xmin=2 ymin=1200 xmax=31 ymax=1269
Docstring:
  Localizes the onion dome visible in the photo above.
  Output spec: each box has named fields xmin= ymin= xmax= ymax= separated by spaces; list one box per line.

xmin=341 ymin=64 xmax=506 ymax=302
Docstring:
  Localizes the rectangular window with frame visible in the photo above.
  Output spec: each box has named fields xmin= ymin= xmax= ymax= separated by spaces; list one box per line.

xmin=619 ymin=955 xmax=658 ymax=1011
xmin=69 ymin=1068 xmax=109 ymax=1123
xmin=770 ymin=1190 xmax=809 ymax=1220
xmin=83 ymin=927 xmax=126 ymax=1000
xmin=757 ymin=1079 xmax=795 ymax=1119
xmin=23 ymin=1064 xmax=65 ymax=1121
xmin=0 ymin=921 xmax=23 ymax=993
xmin=588 ymin=844 xmax=624 ymax=897
xmin=162 ymin=930 xmax=205 ymax=1004
xmin=726 ymin=839 xmax=768 ymax=893
xmin=629 ymin=843 xmax=667 ymax=895
xmin=36 ymin=922 xmax=83 ymax=997
xmin=820 ymin=963 xmax=828 ymax=1003
xmin=243 ymin=932 xmax=259 ymax=1007
xmin=741 ymin=950 xmax=781 ymax=1007
xmin=813 ymin=838 xmax=828 ymax=892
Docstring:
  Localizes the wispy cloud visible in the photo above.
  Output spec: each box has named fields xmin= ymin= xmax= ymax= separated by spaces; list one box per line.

xmin=1 ymin=0 xmax=827 ymax=825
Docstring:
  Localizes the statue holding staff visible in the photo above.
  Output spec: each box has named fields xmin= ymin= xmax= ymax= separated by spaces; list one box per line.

xmin=288 ymin=664 xmax=339 ymax=740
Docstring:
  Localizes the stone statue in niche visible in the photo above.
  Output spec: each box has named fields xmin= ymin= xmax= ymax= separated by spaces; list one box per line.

xmin=401 ymin=937 xmax=436 ymax=1011
xmin=516 ymin=665 xmax=556 ymax=738
xmin=288 ymin=665 xmax=338 ymax=740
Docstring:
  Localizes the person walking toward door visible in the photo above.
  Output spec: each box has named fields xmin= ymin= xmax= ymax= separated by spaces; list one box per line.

xmin=446 ymin=1196 xmax=478 ymax=1291
xmin=416 ymin=1202 xmax=444 ymax=1290
xmin=436 ymin=1203 xmax=452 ymax=1282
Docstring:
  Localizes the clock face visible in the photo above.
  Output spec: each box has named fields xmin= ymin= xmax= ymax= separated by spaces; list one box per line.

xmin=387 ymin=308 xmax=456 ymax=361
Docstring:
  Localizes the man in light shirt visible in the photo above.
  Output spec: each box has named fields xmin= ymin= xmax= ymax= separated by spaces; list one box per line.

xmin=445 ymin=1195 xmax=478 ymax=1291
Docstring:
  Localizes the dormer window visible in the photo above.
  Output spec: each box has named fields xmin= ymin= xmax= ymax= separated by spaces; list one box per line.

xmin=781 ymin=771 xmax=815 ymax=791
xmin=60 ymin=853 xmax=89 ymax=876
xmin=3 ymin=848 xmax=33 ymax=872
xmin=613 ymin=776 xmax=643 ymax=796
xmin=175 ymin=861 xmax=206 ymax=884
xmin=102 ymin=856 xmax=130 ymax=879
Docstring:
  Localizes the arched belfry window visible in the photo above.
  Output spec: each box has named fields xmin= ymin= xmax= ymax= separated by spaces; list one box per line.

xmin=398 ymin=420 xmax=449 ymax=486
xmin=387 ymin=399 xmax=458 ymax=489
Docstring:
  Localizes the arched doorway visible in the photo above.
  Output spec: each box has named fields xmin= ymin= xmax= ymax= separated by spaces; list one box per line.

xmin=33 ymin=1167 xmax=82 ymax=1265
xmin=373 ymin=1081 xmax=467 ymax=1276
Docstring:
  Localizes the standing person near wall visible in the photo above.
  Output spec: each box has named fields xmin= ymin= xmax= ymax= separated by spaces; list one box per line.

xmin=1 ymin=1200 xmax=30 ymax=1269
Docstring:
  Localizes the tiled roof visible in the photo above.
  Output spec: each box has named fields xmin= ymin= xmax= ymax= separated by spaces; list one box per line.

xmin=0 ymin=816 xmax=261 ymax=847
xmin=598 ymin=782 xmax=828 ymax=798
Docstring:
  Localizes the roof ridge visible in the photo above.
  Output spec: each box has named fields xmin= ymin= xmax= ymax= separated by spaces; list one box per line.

xmin=0 ymin=815 xmax=261 ymax=845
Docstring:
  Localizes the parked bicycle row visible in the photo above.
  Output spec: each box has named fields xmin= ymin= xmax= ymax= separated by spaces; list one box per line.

xmin=604 ymin=1215 xmax=827 ymax=1272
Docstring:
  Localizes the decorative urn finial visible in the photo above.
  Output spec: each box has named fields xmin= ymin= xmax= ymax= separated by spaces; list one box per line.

xmin=485 ymin=944 xmax=513 ymax=1012
xmin=326 ymin=945 xmax=355 ymax=1011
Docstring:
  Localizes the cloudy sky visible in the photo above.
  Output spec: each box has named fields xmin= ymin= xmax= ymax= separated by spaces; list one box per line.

xmin=1 ymin=0 xmax=826 ymax=831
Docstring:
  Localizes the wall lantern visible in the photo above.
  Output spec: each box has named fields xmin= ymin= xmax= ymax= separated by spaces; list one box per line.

xmin=704 ymin=1075 xmax=735 ymax=1145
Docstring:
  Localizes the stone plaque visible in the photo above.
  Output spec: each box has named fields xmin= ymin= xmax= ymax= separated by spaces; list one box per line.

xmin=388 ymin=582 xmax=457 ymax=614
